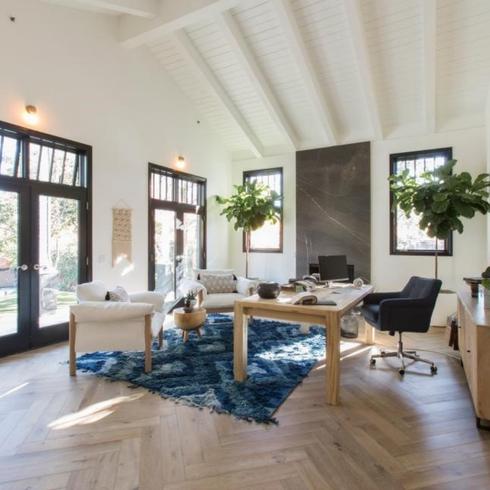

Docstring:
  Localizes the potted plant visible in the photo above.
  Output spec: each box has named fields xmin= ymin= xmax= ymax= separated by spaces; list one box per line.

xmin=216 ymin=181 xmax=281 ymax=278
xmin=390 ymin=159 xmax=490 ymax=279
xmin=183 ymin=291 xmax=196 ymax=313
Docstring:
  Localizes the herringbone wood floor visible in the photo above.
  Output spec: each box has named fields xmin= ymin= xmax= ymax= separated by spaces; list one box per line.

xmin=1 ymin=325 xmax=489 ymax=490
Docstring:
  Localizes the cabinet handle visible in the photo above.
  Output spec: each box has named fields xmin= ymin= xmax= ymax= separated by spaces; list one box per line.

xmin=467 ymin=350 xmax=471 ymax=353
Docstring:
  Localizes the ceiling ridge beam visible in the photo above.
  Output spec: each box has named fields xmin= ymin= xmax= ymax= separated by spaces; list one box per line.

xmin=423 ymin=0 xmax=437 ymax=134
xmin=80 ymin=0 xmax=158 ymax=18
xmin=217 ymin=10 xmax=300 ymax=150
xmin=272 ymin=0 xmax=338 ymax=146
xmin=344 ymin=0 xmax=383 ymax=140
xmin=119 ymin=0 xmax=240 ymax=48
xmin=174 ymin=29 xmax=264 ymax=158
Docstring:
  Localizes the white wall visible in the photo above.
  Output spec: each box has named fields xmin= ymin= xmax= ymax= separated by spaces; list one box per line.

xmin=372 ymin=127 xmax=487 ymax=292
xmin=229 ymin=154 xmax=296 ymax=282
xmin=229 ymin=127 xmax=488 ymax=293
xmin=0 ymin=0 xmax=231 ymax=291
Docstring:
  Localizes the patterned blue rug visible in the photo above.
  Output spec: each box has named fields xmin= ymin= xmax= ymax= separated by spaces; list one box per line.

xmin=76 ymin=314 xmax=325 ymax=424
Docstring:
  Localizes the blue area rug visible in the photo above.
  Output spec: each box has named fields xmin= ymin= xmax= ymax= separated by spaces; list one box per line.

xmin=76 ymin=314 xmax=325 ymax=424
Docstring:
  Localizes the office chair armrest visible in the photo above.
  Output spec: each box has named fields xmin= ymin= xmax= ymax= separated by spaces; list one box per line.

xmin=363 ymin=292 xmax=400 ymax=305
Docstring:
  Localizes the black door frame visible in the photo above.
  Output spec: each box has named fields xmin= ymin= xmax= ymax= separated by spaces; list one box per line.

xmin=0 ymin=121 xmax=92 ymax=356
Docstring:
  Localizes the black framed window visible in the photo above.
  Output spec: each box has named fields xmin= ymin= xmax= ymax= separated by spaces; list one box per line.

xmin=243 ymin=167 xmax=283 ymax=253
xmin=390 ymin=147 xmax=453 ymax=256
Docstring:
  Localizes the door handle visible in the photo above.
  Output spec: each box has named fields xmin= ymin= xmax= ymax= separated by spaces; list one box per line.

xmin=17 ymin=264 xmax=29 ymax=271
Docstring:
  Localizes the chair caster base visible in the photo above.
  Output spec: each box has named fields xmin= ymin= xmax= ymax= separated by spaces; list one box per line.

xmin=398 ymin=368 xmax=405 ymax=376
xmin=431 ymin=365 xmax=438 ymax=375
xmin=370 ymin=358 xmax=376 ymax=367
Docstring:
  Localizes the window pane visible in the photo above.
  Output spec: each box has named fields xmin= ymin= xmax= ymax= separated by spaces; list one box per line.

xmin=38 ymin=195 xmax=79 ymax=328
xmin=0 ymin=190 xmax=19 ymax=337
xmin=392 ymin=150 xmax=451 ymax=253
xmin=0 ymin=136 xmax=21 ymax=177
xmin=250 ymin=221 xmax=280 ymax=250
xmin=244 ymin=168 xmax=282 ymax=251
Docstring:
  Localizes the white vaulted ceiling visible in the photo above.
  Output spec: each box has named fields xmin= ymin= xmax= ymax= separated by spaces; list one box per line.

xmin=44 ymin=0 xmax=490 ymax=160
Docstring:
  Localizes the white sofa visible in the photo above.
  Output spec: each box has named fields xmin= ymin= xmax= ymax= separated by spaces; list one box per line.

xmin=69 ymin=281 xmax=165 ymax=375
xmin=179 ymin=270 xmax=258 ymax=313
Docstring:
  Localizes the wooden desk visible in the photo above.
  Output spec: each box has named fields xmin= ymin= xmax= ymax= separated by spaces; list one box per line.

xmin=233 ymin=285 xmax=374 ymax=405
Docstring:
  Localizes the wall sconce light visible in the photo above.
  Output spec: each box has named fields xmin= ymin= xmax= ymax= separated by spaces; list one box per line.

xmin=176 ymin=155 xmax=186 ymax=170
xmin=24 ymin=105 xmax=39 ymax=125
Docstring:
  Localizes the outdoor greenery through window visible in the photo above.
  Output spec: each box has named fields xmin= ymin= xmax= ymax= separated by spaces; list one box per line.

xmin=390 ymin=148 xmax=453 ymax=255
xmin=243 ymin=167 xmax=283 ymax=252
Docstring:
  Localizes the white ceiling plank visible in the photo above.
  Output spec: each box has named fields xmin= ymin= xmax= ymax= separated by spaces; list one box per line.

xmin=77 ymin=0 xmax=158 ymax=17
xmin=119 ymin=0 xmax=240 ymax=48
xmin=217 ymin=10 xmax=300 ymax=150
xmin=344 ymin=0 xmax=383 ymax=140
xmin=423 ymin=0 xmax=437 ymax=134
xmin=272 ymin=0 xmax=338 ymax=145
xmin=173 ymin=29 xmax=264 ymax=158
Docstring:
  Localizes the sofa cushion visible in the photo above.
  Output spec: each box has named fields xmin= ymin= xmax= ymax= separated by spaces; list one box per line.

xmin=201 ymin=293 xmax=244 ymax=309
xmin=200 ymin=273 xmax=236 ymax=294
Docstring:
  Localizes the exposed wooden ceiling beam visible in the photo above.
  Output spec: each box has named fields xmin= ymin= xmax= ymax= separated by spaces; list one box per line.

xmin=344 ymin=0 xmax=383 ymax=140
xmin=119 ymin=0 xmax=239 ymax=48
xmin=77 ymin=0 xmax=158 ymax=18
xmin=423 ymin=0 xmax=437 ymax=134
xmin=174 ymin=29 xmax=264 ymax=158
xmin=217 ymin=10 xmax=299 ymax=150
xmin=273 ymin=0 xmax=338 ymax=145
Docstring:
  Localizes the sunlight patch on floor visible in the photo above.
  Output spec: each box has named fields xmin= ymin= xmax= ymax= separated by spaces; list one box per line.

xmin=48 ymin=393 xmax=144 ymax=430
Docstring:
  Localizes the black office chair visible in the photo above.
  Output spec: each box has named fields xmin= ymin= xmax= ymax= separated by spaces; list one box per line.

xmin=318 ymin=255 xmax=354 ymax=282
xmin=361 ymin=276 xmax=442 ymax=376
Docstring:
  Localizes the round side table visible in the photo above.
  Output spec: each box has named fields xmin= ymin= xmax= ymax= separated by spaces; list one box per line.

xmin=173 ymin=307 xmax=207 ymax=342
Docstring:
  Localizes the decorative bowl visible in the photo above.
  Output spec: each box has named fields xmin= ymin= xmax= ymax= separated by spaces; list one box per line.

xmin=257 ymin=282 xmax=280 ymax=299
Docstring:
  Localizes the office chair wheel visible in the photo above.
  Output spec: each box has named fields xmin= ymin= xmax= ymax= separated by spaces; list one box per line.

xmin=399 ymin=368 xmax=405 ymax=376
xmin=431 ymin=365 xmax=438 ymax=375
xmin=370 ymin=358 xmax=376 ymax=367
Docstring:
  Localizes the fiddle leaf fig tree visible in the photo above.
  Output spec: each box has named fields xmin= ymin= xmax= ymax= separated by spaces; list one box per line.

xmin=389 ymin=159 xmax=490 ymax=279
xmin=216 ymin=181 xmax=281 ymax=278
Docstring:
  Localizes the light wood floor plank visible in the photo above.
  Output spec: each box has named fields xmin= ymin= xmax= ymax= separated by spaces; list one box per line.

xmin=0 ymin=326 xmax=489 ymax=489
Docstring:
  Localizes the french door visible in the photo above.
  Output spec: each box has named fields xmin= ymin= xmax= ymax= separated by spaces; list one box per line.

xmin=0 ymin=121 xmax=91 ymax=356
xmin=148 ymin=164 xmax=206 ymax=303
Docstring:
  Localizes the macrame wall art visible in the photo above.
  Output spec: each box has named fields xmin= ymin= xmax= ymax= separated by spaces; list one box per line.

xmin=112 ymin=207 xmax=132 ymax=267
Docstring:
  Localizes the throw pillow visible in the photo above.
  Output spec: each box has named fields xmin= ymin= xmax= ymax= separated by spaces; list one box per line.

xmin=200 ymin=273 xmax=236 ymax=294
xmin=106 ymin=285 xmax=130 ymax=302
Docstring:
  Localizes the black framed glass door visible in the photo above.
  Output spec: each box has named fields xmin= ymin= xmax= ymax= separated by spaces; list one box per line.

xmin=148 ymin=164 xmax=206 ymax=303
xmin=0 ymin=121 xmax=91 ymax=356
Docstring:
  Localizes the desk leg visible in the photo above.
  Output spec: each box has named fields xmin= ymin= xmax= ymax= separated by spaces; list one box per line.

xmin=233 ymin=303 xmax=248 ymax=382
xmin=326 ymin=313 xmax=340 ymax=405
xmin=364 ymin=319 xmax=375 ymax=345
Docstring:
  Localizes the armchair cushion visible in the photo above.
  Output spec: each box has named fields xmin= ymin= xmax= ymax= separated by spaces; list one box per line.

xmin=71 ymin=301 xmax=154 ymax=322
xmin=129 ymin=291 xmax=165 ymax=312
xmin=76 ymin=280 xmax=107 ymax=302
xmin=107 ymin=285 xmax=130 ymax=302
xmin=236 ymin=277 xmax=258 ymax=296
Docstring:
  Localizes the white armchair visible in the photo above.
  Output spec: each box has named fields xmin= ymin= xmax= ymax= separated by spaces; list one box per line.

xmin=179 ymin=270 xmax=258 ymax=313
xmin=69 ymin=281 xmax=165 ymax=375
